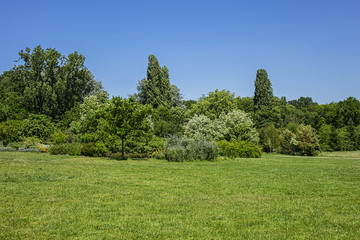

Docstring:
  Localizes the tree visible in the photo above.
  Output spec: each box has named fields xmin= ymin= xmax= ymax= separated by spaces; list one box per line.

xmin=188 ymin=89 xmax=236 ymax=119
xmin=151 ymin=104 xmax=186 ymax=137
xmin=216 ymin=110 xmax=259 ymax=143
xmin=262 ymin=124 xmax=279 ymax=153
xmin=136 ymin=55 xmax=172 ymax=108
xmin=336 ymin=97 xmax=360 ymax=128
xmin=106 ymin=97 xmax=150 ymax=157
xmin=184 ymin=114 xmax=221 ymax=140
xmin=279 ymin=129 xmax=296 ymax=155
xmin=170 ymin=84 xmax=184 ymax=108
xmin=317 ymin=124 xmax=334 ymax=151
xmin=335 ymin=127 xmax=352 ymax=151
xmin=0 ymin=45 xmax=104 ymax=119
xmin=294 ymin=125 xmax=320 ymax=156
xmin=253 ymin=69 xmax=273 ymax=112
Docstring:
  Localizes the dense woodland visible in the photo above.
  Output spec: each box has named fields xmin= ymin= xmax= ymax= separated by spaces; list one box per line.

xmin=1 ymin=46 xmax=360 ymax=160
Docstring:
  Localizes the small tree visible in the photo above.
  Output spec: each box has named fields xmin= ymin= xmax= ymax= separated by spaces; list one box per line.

xmin=216 ymin=110 xmax=259 ymax=143
xmin=106 ymin=97 xmax=150 ymax=157
xmin=262 ymin=124 xmax=279 ymax=153
xmin=279 ymin=129 xmax=296 ymax=155
xmin=294 ymin=125 xmax=320 ymax=156
xmin=184 ymin=114 xmax=220 ymax=140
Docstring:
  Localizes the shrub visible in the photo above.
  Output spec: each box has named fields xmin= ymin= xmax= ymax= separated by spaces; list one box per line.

xmin=20 ymin=114 xmax=55 ymax=140
xmin=0 ymin=146 xmax=17 ymax=152
xmin=151 ymin=149 xmax=166 ymax=159
xmin=18 ymin=147 xmax=40 ymax=152
xmin=51 ymin=131 xmax=69 ymax=144
xmin=7 ymin=142 xmax=22 ymax=150
xmin=279 ymin=125 xmax=320 ymax=156
xmin=49 ymin=143 xmax=83 ymax=156
xmin=23 ymin=137 xmax=41 ymax=148
xmin=218 ymin=140 xmax=262 ymax=158
xmin=294 ymin=125 xmax=320 ymax=156
xmin=39 ymin=146 xmax=48 ymax=153
xmin=279 ymin=129 xmax=296 ymax=155
xmin=0 ymin=120 xmax=21 ymax=146
xmin=165 ymin=136 xmax=218 ymax=162
xmin=81 ymin=142 xmax=108 ymax=157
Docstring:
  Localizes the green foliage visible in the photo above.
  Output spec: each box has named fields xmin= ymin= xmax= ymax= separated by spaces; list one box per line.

xmin=136 ymin=55 xmax=173 ymax=108
xmin=218 ymin=140 xmax=262 ymax=158
xmin=0 ymin=46 xmax=104 ymax=119
xmin=279 ymin=129 xmax=297 ymax=155
xmin=49 ymin=143 xmax=83 ymax=156
xmin=335 ymin=127 xmax=352 ymax=151
xmin=254 ymin=69 xmax=273 ymax=112
xmin=216 ymin=110 xmax=259 ymax=143
xmin=106 ymin=97 xmax=151 ymax=157
xmin=22 ymin=137 xmax=42 ymax=149
xmin=184 ymin=110 xmax=259 ymax=144
xmin=217 ymin=140 xmax=262 ymax=158
xmin=20 ymin=114 xmax=55 ymax=140
xmin=184 ymin=114 xmax=220 ymax=140
xmin=0 ymin=146 xmax=17 ymax=152
xmin=262 ymin=124 xmax=280 ymax=153
xmin=188 ymin=89 xmax=236 ymax=119
xmin=235 ymin=96 xmax=254 ymax=113
xmin=336 ymin=97 xmax=360 ymax=128
xmin=170 ymin=84 xmax=184 ymax=108
xmin=294 ymin=125 xmax=320 ymax=156
xmin=151 ymin=149 xmax=166 ymax=159
xmin=165 ymin=136 xmax=219 ymax=162
xmin=288 ymin=97 xmax=316 ymax=109
xmin=81 ymin=142 xmax=108 ymax=157
xmin=0 ymin=120 xmax=21 ymax=146
xmin=279 ymin=125 xmax=320 ymax=156
xmin=152 ymin=104 xmax=186 ymax=137
xmin=318 ymin=124 xmax=334 ymax=151
xmin=50 ymin=131 xmax=69 ymax=145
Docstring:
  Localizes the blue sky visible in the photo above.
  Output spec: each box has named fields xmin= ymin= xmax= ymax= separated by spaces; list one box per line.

xmin=1 ymin=0 xmax=359 ymax=103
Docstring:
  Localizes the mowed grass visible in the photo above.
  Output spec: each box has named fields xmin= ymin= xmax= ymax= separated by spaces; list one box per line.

xmin=0 ymin=152 xmax=359 ymax=239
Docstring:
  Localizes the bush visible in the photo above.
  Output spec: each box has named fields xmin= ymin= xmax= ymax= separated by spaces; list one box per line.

xmin=49 ymin=143 xmax=83 ymax=156
xmin=18 ymin=147 xmax=40 ymax=153
xmin=0 ymin=146 xmax=17 ymax=152
xmin=20 ymin=114 xmax=54 ymax=140
xmin=81 ymin=142 xmax=108 ymax=157
xmin=51 ymin=131 xmax=69 ymax=144
xmin=218 ymin=140 xmax=262 ymax=158
xmin=23 ymin=137 xmax=41 ymax=148
xmin=294 ymin=125 xmax=320 ymax=156
xmin=0 ymin=120 xmax=21 ymax=146
xmin=165 ymin=136 xmax=218 ymax=162
xmin=151 ymin=149 xmax=166 ymax=159
xmin=279 ymin=125 xmax=320 ymax=156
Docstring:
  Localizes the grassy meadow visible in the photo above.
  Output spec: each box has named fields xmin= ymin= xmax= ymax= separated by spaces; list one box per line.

xmin=0 ymin=152 xmax=359 ymax=239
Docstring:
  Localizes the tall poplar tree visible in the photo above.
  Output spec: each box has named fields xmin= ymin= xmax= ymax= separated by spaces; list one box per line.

xmin=253 ymin=69 xmax=273 ymax=111
xmin=137 ymin=55 xmax=172 ymax=108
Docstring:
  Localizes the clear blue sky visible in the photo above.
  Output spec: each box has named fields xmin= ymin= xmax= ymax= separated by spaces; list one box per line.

xmin=1 ymin=0 xmax=359 ymax=103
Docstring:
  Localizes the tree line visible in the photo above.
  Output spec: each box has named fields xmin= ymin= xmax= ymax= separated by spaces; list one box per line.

xmin=1 ymin=46 xmax=359 ymax=160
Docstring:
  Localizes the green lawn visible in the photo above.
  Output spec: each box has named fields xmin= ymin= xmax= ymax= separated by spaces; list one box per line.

xmin=1 ymin=152 xmax=359 ymax=239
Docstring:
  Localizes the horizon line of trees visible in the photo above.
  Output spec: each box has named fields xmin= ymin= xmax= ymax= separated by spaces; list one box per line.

xmin=1 ymin=45 xmax=360 ymax=159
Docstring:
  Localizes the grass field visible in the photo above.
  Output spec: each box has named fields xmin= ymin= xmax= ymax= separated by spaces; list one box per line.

xmin=1 ymin=152 xmax=359 ymax=239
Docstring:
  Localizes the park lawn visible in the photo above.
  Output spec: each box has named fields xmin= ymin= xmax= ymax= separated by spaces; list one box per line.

xmin=0 ymin=152 xmax=359 ymax=239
